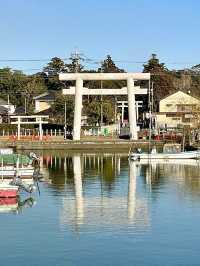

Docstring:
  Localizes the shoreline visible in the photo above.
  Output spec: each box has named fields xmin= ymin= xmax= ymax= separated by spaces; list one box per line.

xmin=0 ymin=139 xmax=165 ymax=151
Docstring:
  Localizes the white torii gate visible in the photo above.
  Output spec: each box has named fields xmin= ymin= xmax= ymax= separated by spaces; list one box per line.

xmin=10 ymin=115 xmax=49 ymax=140
xmin=117 ymin=100 xmax=143 ymax=123
xmin=59 ymin=73 xmax=150 ymax=140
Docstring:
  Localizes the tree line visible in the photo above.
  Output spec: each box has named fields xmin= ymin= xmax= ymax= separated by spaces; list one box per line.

xmin=0 ymin=54 xmax=200 ymax=125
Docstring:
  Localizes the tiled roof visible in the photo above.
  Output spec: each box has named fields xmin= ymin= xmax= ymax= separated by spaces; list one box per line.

xmin=33 ymin=91 xmax=55 ymax=101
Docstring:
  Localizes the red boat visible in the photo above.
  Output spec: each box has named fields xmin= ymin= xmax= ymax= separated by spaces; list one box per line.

xmin=0 ymin=183 xmax=18 ymax=198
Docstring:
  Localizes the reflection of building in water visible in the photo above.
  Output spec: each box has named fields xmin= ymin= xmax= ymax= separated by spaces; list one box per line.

xmin=137 ymin=160 xmax=200 ymax=198
xmin=60 ymin=155 xmax=150 ymax=232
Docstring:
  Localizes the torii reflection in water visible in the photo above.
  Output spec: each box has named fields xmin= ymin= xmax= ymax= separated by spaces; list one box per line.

xmin=60 ymin=154 xmax=149 ymax=232
xmin=73 ymin=154 xmax=84 ymax=225
xmin=128 ymin=161 xmax=149 ymax=224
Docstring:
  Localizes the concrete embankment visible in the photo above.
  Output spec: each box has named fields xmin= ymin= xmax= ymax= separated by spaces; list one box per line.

xmin=0 ymin=139 xmax=165 ymax=152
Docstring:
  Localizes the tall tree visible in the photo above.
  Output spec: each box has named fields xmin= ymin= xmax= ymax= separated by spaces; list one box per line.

xmin=51 ymin=92 xmax=74 ymax=125
xmin=143 ymin=54 xmax=175 ymax=111
xmin=100 ymin=55 xmax=124 ymax=73
xmin=43 ymin=57 xmax=67 ymax=91
xmin=43 ymin=57 xmax=67 ymax=75
xmin=66 ymin=53 xmax=84 ymax=73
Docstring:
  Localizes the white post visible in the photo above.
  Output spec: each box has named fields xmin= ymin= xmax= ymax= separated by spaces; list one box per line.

xmin=135 ymin=101 xmax=143 ymax=121
xmin=39 ymin=118 xmax=42 ymax=141
xmin=73 ymin=78 xmax=83 ymax=140
xmin=122 ymin=102 xmax=125 ymax=124
xmin=17 ymin=117 xmax=21 ymax=140
xmin=127 ymin=77 xmax=137 ymax=140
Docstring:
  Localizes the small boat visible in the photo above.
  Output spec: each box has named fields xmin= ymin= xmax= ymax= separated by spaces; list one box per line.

xmin=0 ymin=197 xmax=36 ymax=214
xmin=0 ymin=152 xmax=40 ymax=179
xmin=0 ymin=183 xmax=18 ymax=198
xmin=0 ymin=165 xmax=35 ymax=179
xmin=0 ymin=197 xmax=18 ymax=213
xmin=0 ymin=148 xmax=13 ymax=155
xmin=130 ymin=143 xmax=200 ymax=161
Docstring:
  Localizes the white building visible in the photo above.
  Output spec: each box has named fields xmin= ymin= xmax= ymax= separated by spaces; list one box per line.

xmin=33 ymin=91 xmax=55 ymax=113
xmin=156 ymin=91 xmax=200 ymax=128
xmin=0 ymin=98 xmax=15 ymax=114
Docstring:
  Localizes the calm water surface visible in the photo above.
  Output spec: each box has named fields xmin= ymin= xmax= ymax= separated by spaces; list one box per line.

xmin=1 ymin=151 xmax=200 ymax=266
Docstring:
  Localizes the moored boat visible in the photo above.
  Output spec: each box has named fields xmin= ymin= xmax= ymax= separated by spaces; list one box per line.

xmin=0 ymin=197 xmax=18 ymax=213
xmin=130 ymin=143 xmax=200 ymax=161
xmin=0 ymin=183 xmax=18 ymax=198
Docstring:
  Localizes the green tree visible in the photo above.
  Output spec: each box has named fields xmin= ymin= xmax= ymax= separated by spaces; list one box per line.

xmin=85 ymin=100 xmax=114 ymax=125
xmin=43 ymin=57 xmax=67 ymax=75
xmin=51 ymin=92 xmax=74 ymax=125
xmin=100 ymin=55 xmax=124 ymax=73
xmin=43 ymin=57 xmax=67 ymax=91
xmin=66 ymin=53 xmax=84 ymax=73
xmin=143 ymin=54 xmax=175 ymax=111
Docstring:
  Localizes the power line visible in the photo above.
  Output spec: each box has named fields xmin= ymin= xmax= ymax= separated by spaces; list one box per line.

xmin=0 ymin=56 xmax=198 ymax=66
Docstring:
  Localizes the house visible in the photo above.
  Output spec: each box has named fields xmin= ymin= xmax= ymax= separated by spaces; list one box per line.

xmin=0 ymin=98 xmax=15 ymax=115
xmin=33 ymin=91 xmax=55 ymax=113
xmin=156 ymin=91 xmax=200 ymax=129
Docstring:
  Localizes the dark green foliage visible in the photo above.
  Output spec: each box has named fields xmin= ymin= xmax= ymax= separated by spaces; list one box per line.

xmin=143 ymin=54 xmax=176 ymax=111
xmin=51 ymin=92 xmax=74 ymax=125
xmin=2 ymin=53 xmax=200 ymax=126
xmin=0 ymin=68 xmax=47 ymax=113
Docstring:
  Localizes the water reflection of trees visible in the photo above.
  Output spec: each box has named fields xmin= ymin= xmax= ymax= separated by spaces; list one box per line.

xmin=40 ymin=153 xmax=128 ymax=192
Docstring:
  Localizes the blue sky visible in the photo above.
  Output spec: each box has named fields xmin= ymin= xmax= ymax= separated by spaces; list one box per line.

xmin=0 ymin=0 xmax=200 ymax=73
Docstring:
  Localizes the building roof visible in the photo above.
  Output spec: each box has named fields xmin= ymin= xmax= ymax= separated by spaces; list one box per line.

xmin=14 ymin=106 xmax=26 ymax=115
xmin=33 ymin=91 xmax=55 ymax=101
xmin=160 ymin=90 xmax=200 ymax=102
xmin=0 ymin=106 xmax=8 ymax=115
xmin=35 ymin=107 xmax=53 ymax=115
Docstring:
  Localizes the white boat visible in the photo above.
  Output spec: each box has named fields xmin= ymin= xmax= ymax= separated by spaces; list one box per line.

xmin=130 ymin=143 xmax=200 ymax=161
xmin=133 ymin=158 xmax=200 ymax=166
xmin=0 ymin=165 xmax=35 ymax=178
xmin=0 ymin=148 xmax=13 ymax=155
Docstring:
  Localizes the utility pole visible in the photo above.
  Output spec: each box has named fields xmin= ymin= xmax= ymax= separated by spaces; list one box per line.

xmin=148 ymin=81 xmax=154 ymax=133
xmin=100 ymin=61 xmax=103 ymax=126
xmin=24 ymin=97 xmax=27 ymax=114
xmin=64 ymin=100 xmax=67 ymax=140
xmin=148 ymin=80 xmax=152 ymax=153
xmin=70 ymin=49 xmax=82 ymax=73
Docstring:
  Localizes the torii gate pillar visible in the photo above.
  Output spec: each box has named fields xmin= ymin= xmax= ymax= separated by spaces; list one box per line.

xmin=73 ymin=78 xmax=83 ymax=141
xmin=127 ymin=77 xmax=137 ymax=140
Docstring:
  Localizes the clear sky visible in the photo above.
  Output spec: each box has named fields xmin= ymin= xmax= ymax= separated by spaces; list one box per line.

xmin=0 ymin=0 xmax=200 ymax=73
